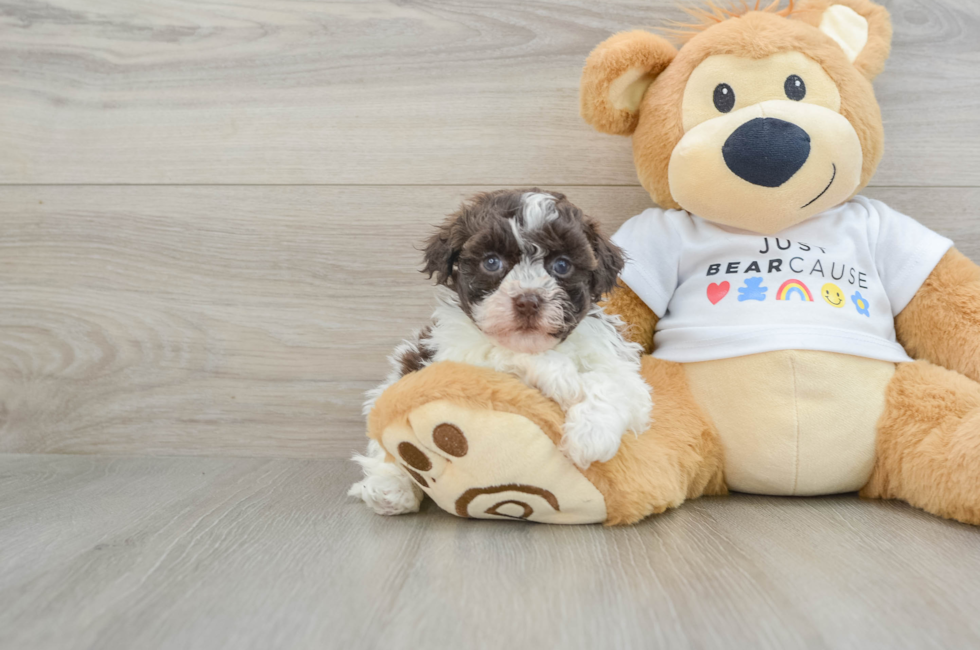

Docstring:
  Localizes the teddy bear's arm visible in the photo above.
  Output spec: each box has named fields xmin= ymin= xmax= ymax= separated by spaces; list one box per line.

xmin=895 ymin=248 xmax=980 ymax=382
xmin=599 ymin=282 xmax=658 ymax=354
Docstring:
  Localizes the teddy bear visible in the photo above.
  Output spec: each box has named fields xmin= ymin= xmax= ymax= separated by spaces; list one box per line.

xmin=356 ymin=0 xmax=980 ymax=526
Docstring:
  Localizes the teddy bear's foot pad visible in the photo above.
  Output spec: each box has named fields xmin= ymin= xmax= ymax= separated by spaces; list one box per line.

xmin=380 ymin=400 xmax=606 ymax=524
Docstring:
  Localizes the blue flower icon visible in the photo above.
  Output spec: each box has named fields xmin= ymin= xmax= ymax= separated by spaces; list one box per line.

xmin=851 ymin=291 xmax=870 ymax=317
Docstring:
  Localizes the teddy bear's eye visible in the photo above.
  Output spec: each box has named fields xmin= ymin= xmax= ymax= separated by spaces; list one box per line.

xmin=713 ymin=83 xmax=735 ymax=113
xmin=784 ymin=75 xmax=806 ymax=101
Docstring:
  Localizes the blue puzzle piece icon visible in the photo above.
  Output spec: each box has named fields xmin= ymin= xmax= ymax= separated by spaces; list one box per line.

xmin=738 ymin=277 xmax=768 ymax=302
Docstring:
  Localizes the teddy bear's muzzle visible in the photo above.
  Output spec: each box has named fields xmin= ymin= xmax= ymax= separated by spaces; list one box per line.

xmin=722 ymin=117 xmax=812 ymax=188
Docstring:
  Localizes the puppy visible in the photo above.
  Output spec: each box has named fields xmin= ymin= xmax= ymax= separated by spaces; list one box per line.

xmin=350 ymin=189 xmax=653 ymax=515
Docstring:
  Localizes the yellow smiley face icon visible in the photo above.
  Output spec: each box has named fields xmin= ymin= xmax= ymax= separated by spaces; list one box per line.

xmin=821 ymin=283 xmax=845 ymax=308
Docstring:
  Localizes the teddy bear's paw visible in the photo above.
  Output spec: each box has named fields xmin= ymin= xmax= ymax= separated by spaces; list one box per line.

xmin=379 ymin=400 xmax=607 ymax=524
xmin=348 ymin=440 xmax=423 ymax=516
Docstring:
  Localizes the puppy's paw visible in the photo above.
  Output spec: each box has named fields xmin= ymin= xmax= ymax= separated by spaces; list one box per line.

xmin=348 ymin=441 xmax=423 ymax=515
xmin=348 ymin=468 xmax=422 ymax=516
xmin=560 ymin=404 xmax=626 ymax=469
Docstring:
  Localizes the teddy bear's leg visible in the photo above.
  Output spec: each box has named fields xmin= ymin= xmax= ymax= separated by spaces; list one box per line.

xmin=862 ymin=360 xmax=980 ymax=524
xmin=587 ymin=355 xmax=727 ymax=524
xmin=364 ymin=358 xmax=725 ymax=525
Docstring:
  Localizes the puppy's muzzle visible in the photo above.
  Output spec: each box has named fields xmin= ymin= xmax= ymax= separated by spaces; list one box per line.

xmin=723 ymin=117 xmax=811 ymax=187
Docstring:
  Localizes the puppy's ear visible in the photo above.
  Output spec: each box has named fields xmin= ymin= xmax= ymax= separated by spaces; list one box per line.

xmin=580 ymin=31 xmax=677 ymax=136
xmin=421 ymin=215 xmax=461 ymax=286
xmin=585 ymin=218 xmax=625 ymax=300
xmin=794 ymin=0 xmax=892 ymax=80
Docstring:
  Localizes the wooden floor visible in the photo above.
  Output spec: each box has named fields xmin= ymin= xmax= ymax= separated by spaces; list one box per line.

xmin=0 ymin=454 xmax=978 ymax=650
xmin=3 ymin=1 xmax=980 ymax=648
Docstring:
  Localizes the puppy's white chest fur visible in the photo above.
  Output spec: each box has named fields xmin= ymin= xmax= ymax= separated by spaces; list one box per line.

xmin=431 ymin=296 xmax=613 ymax=379
xmin=428 ymin=295 xmax=653 ymax=468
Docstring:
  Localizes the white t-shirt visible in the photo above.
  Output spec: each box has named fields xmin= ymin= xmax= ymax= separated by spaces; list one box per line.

xmin=611 ymin=196 xmax=953 ymax=363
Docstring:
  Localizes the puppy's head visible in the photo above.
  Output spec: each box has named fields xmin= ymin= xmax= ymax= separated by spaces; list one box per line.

xmin=423 ymin=189 xmax=624 ymax=354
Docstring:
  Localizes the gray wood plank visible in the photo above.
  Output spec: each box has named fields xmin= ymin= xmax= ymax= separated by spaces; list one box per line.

xmin=1 ymin=185 xmax=977 ymax=457
xmin=0 ymin=454 xmax=978 ymax=650
xmin=0 ymin=0 xmax=977 ymax=186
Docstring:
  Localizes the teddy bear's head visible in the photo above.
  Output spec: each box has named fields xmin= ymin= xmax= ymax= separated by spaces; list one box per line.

xmin=581 ymin=0 xmax=892 ymax=234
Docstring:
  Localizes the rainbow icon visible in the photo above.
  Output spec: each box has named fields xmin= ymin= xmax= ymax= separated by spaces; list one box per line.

xmin=776 ymin=279 xmax=813 ymax=302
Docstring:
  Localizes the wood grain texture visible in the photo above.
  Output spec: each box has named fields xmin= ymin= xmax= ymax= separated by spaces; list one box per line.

xmin=2 ymin=1 xmax=979 ymax=643
xmin=2 ymin=185 xmax=977 ymax=457
xmin=0 ymin=454 xmax=978 ymax=650
xmin=1 ymin=0 xmax=978 ymax=186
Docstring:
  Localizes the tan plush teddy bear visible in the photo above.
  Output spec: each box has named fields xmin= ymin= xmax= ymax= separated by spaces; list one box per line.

xmin=355 ymin=0 xmax=980 ymax=526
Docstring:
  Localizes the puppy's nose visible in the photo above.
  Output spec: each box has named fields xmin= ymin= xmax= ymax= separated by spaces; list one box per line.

xmin=722 ymin=117 xmax=811 ymax=187
xmin=513 ymin=293 xmax=541 ymax=317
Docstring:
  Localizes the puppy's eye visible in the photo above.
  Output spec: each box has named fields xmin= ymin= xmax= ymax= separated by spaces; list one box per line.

xmin=713 ymin=83 xmax=735 ymax=113
xmin=551 ymin=257 xmax=572 ymax=277
xmin=784 ymin=75 xmax=806 ymax=101
xmin=482 ymin=255 xmax=502 ymax=273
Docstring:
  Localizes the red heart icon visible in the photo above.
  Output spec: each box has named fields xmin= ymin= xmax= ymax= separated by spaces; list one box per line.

xmin=707 ymin=281 xmax=730 ymax=305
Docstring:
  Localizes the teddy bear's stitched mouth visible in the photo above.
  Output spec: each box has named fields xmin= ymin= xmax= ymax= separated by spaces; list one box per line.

xmin=800 ymin=163 xmax=837 ymax=209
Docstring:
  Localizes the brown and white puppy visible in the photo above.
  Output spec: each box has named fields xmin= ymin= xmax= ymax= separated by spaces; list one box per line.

xmin=421 ymin=189 xmax=625 ymax=355
xmin=350 ymin=190 xmax=653 ymax=515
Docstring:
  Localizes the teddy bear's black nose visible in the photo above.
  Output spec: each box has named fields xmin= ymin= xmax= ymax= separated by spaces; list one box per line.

xmin=722 ymin=117 xmax=811 ymax=187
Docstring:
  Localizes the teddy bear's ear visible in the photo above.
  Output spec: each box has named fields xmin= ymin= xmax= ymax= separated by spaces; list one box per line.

xmin=580 ymin=31 xmax=677 ymax=136
xmin=794 ymin=0 xmax=892 ymax=81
